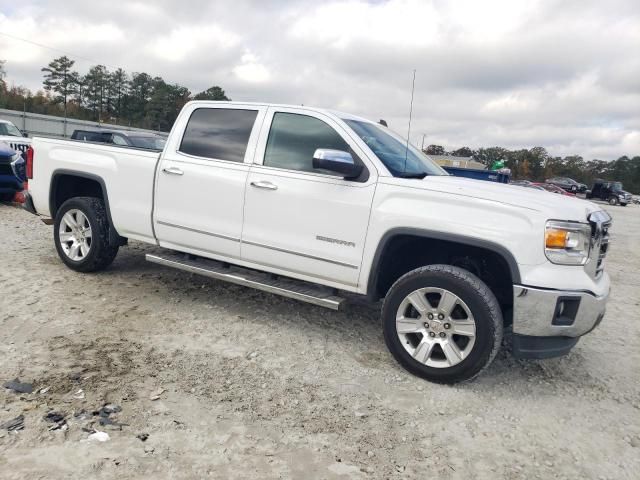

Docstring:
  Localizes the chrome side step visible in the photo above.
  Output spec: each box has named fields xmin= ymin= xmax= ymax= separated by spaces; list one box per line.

xmin=146 ymin=252 xmax=346 ymax=311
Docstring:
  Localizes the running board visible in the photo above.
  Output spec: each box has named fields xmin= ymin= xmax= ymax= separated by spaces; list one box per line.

xmin=146 ymin=252 xmax=346 ymax=310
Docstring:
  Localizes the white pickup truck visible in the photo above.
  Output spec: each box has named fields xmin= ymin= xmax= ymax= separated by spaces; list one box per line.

xmin=22 ymin=101 xmax=612 ymax=383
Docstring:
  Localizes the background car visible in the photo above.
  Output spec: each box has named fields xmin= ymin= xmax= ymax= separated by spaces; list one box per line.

xmin=586 ymin=179 xmax=632 ymax=206
xmin=546 ymin=177 xmax=587 ymax=193
xmin=533 ymin=182 xmax=576 ymax=196
xmin=510 ymin=180 xmax=546 ymax=191
xmin=0 ymin=142 xmax=26 ymax=202
xmin=0 ymin=119 xmax=32 ymax=155
xmin=71 ymin=129 xmax=166 ymax=151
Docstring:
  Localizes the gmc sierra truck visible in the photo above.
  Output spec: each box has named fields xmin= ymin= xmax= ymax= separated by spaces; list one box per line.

xmin=21 ymin=101 xmax=612 ymax=383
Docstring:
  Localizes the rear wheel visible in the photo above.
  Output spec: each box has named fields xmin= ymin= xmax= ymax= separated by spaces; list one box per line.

xmin=54 ymin=197 xmax=119 ymax=272
xmin=382 ymin=265 xmax=503 ymax=384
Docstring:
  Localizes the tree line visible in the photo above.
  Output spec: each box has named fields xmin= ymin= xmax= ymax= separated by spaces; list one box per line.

xmin=425 ymin=144 xmax=640 ymax=194
xmin=1 ymin=58 xmax=638 ymax=192
xmin=0 ymin=56 xmax=229 ymax=132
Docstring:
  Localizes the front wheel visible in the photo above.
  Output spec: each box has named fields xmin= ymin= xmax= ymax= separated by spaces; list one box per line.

xmin=54 ymin=197 xmax=119 ymax=272
xmin=382 ymin=265 xmax=503 ymax=384
xmin=608 ymin=196 xmax=619 ymax=206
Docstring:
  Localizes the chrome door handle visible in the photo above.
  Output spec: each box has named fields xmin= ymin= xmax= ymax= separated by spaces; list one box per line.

xmin=250 ymin=180 xmax=278 ymax=190
xmin=162 ymin=167 xmax=184 ymax=175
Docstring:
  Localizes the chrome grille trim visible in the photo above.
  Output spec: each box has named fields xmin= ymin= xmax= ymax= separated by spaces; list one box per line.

xmin=587 ymin=211 xmax=612 ymax=279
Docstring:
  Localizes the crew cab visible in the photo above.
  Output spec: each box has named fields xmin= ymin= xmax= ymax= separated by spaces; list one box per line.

xmin=587 ymin=179 xmax=632 ymax=206
xmin=21 ymin=101 xmax=612 ymax=383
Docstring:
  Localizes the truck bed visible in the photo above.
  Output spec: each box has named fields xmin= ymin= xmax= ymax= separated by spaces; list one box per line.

xmin=27 ymin=136 xmax=161 ymax=243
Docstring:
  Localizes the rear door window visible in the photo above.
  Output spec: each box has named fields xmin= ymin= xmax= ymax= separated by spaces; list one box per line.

xmin=179 ymin=108 xmax=258 ymax=163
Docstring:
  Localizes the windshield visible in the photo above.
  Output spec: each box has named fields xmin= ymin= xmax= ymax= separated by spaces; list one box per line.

xmin=343 ymin=119 xmax=447 ymax=177
xmin=129 ymin=136 xmax=166 ymax=151
xmin=611 ymin=182 xmax=624 ymax=192
xmin=0 ymin=122 xmax=23 ymax=137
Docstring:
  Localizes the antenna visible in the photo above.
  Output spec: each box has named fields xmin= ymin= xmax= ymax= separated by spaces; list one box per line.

xmin=403 ymin=69 xmax=416 ymax=173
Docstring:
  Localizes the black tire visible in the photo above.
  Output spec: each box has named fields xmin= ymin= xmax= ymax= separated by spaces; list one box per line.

xmin=53 ymin=197 xmax=119 ymax=272
xmin=608 ymin=196 xmax=619 ymax=206
xmin=382 ymin=265 xmax=503 ymax=384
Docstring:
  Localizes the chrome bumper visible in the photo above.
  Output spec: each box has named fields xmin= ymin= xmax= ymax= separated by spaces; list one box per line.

xmin=512 ymin=284 xmax=608 ymax=337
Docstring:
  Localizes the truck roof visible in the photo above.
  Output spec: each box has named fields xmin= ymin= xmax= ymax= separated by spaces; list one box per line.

xmin=182 ymin=101 xmax=373 ymax=123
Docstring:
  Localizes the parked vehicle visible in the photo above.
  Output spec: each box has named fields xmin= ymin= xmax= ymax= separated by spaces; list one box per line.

xmin=0 ymin=119 xmax=32 ymax=154
xmin=533 ymin=182 xmax=576 ymax=196
xmin=71 ymin=129 xmax=166 ymax=151
xmin=507 ymin=180 xmax=542 ymax=191
xmin=546 ymin=177 xmax=587 ymax=193
xmin=586 ymin=179 xmax=633 ymax=206
xmin=442 ymin=166 xmax=510 ymax=183
xmin=0 ymin=142 xmax=26 ymax=201
xmin=21 ymin=101 xmax=612 ymax=384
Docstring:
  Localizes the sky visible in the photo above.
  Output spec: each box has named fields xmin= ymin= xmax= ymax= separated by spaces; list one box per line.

xmin=0 ymin=0 xmax=639 ymax=160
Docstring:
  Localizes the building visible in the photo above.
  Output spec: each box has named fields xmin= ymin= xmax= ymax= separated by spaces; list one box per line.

xmin=427 ymin=155 xmax=487 ymax=170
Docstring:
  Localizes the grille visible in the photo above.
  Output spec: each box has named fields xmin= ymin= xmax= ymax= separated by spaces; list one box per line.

xmin=589 ymin=211 xmax=612 ymax=279
xmin=596 ymin=222 xmax=610 ymax=277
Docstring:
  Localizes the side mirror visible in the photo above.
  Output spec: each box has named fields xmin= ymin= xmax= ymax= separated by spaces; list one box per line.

xmin=22 ymin=131 xmax=29 ymax=138
xmin=312 ymin=149 xmax=362 ymax=179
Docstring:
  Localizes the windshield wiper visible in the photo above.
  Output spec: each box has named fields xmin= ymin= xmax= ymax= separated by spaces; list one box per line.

xmin=396 ymin=172 xmax=429 ymax=179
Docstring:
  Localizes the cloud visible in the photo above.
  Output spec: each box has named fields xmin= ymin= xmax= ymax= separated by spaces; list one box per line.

xmin=233 ymin=52 xmax=270 ymax=83
xmin=0 ymin=0 xmax=638 ymax=159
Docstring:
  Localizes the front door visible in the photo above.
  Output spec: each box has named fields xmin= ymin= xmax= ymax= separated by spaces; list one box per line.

xmin=241 ymin=108 xmax=377 ymax=289
xmin=154 ymin=104 xmax=266 ymax=260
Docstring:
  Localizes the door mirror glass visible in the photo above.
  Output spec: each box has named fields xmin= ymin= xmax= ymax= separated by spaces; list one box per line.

xmin=312 ymin=149 xmax=362 ymax=179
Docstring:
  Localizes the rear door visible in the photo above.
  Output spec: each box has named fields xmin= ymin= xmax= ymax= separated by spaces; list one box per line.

xmin=154 ymin=104 xmax=266 ymax=260
xmin=241 ymin=108 xmax=377 ymax=289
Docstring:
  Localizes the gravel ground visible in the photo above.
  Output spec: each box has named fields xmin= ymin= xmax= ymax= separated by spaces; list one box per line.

xmin=0 ymin=202 xmax=638 ymax=479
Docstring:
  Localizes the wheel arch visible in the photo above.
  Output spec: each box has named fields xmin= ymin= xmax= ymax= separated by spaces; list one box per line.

xmin=367 ymin=227 xmax=521 ymax=302
xmin=49 ymin=169 xmax=120 ymax=239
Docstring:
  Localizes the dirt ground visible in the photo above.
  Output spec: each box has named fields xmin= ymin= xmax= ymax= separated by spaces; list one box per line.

xmin=0 ymin=201 xmax=638 ymax=480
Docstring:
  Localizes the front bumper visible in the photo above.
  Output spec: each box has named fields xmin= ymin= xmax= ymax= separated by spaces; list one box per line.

xmin=511 ymin=282 xmax=609 ymax=358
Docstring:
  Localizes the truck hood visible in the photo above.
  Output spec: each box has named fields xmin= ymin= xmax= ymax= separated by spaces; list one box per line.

xmin=418 ymin=175 xmax=602 ymax=221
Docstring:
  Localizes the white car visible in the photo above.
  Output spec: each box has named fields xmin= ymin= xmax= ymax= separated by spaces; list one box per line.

xmin=21 ymin=101 xmax=611 ymax=384
xmin=0 ymin=119 xmax=31 ymax=154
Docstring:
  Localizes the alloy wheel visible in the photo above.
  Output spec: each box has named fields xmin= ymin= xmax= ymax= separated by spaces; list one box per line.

xmin=58 ymin=209 xmax=92 ymax=261
xmin=396 ymin=287 xmax=476 ymax=368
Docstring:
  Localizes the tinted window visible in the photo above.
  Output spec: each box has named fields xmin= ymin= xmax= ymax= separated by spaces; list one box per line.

xmin=129 ymin=136 xmax=166 ymax=150
xmin=111 ymin=134 xmax=128 ymax=146
xmin=72 ymin=131 xmax=111 ymax=143
xmin=264 ymin=113 xmax=349 ymax=173
xmin=0 ymin=122 xmax=22 ymax=137
xmin=180 ymin=108 xmax=258 ymax=162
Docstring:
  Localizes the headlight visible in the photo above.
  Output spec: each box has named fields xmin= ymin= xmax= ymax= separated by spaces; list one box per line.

xmin=545 ymin=220 xmax=591 ymax=265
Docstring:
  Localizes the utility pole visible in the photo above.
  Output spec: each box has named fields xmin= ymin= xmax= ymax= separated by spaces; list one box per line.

xmin=421 ymin=134 xmax=426 ymax=151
